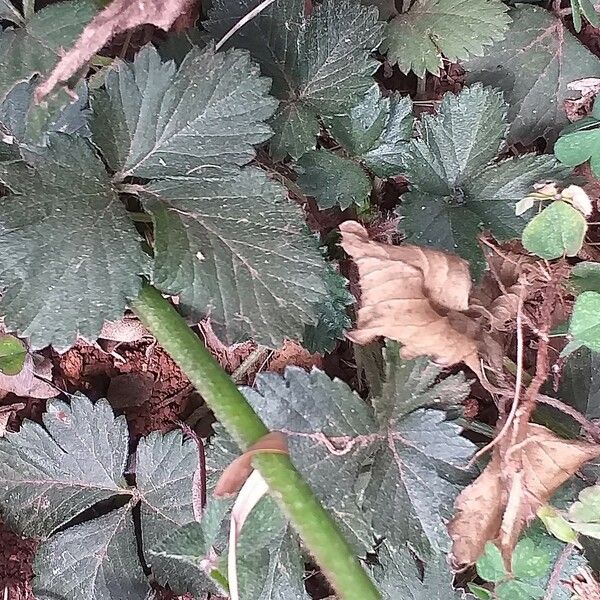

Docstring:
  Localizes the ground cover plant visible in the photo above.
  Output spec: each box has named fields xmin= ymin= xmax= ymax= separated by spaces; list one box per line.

xmin=4 ymin=0 xmax=600 ymax=598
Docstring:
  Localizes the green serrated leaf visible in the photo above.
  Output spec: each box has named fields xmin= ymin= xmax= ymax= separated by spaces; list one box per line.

xmin=382 ymin=0 xmax=510 ymax=77
xmin=302 ymin=265 xmax=353 ymax=354
xmin=146 ymin=168 xmax=329 ymax=346
xmin=0 ymin=134 xmax=150 ymax=350
xmin=207 ymin=0 xmax=384 ymax=159
xmin=0 ymin=334 xmax=26 ymax=375
xmin=323 ymin=85 xmax=414 ymax=178
xmin=0 ymin=0 xmax=97 ymax=100
xmin=569 ymin=292 xmax=600 ymax=353
xmin=496 ymin=580 xmax=545 ymax=600
xmin=242 ymin=358 xmax=474 ymax=558
xmin=0 ymin=395 xmax=129 ymax=536
xmin=476 ymin=542 xmax=507 ymax=583
xmin=512 ymin=538 xmax=550 ymax=579
xmin=522 ymin=201 xmax=587 ymax=260
xmin=555 ymin=127 xmax=600 ymax=177
xmin=374 ymin=544 xmax=474 ymax=599
xmin=297 ymin=149 xmax=372 ymax=210
xmin=33 ymin=505 xmax=149 ymax=600
xmin=136 ymin=430 xmax=217 ymax=596
xmin=92 ymin=44 xmax=276 ymax=178
xmin=571 ymin=261 xmax=600 ymax=294
xmin=399 ymin=84 xmax=566 ymax=276
xmin=464 ymin=5 xmax=600 ymax=145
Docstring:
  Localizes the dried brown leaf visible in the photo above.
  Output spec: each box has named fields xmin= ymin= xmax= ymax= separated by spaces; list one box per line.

xmin=35 ymin=0 xmax=195 ymax=102
xmin=449 ymin=423 xmax=600 ymax=567
xmin=99 ymin=317 xmax=149 ymax=344
xmin=214 ymin=432 xmax=288 ymax=497
xmin=0 ymin=353 xmax=56 ymax=399
xmin=339 ymin=220 xmax=482 ymax=373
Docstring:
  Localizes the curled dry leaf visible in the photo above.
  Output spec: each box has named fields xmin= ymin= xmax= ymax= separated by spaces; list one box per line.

xmin=339 ymin=220 xmax=484 ymax=374
xmin=99 ymin=317 xmax=149 ymax=344
xmin=449 ymin=423 xmax=600 ymax=567
xmin=214 ymin=431 xmax=288 ymax=497
xmin=565 ymin=78 xmax=600 ymax=122
xmin=35 ymin=0 xmax=196 ymax=102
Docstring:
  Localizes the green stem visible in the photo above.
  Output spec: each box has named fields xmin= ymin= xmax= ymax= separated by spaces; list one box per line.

xmin=131 ymin=283 xmax=382 ymax=600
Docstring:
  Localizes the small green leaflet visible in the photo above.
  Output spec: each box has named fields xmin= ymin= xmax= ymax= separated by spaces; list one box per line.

xmin=568 ymin=485 xmax=600 ymax=538
xmin=380 ymin=0 xmax=510 ymax=77
xmin=296 ymin=85 xmax=413 ymax=210
xmin=0 ymin=334 xmax=26 ymax=375
xmin=522 ymin=201 xmax=587 ymax=260
xmin=570 ymin=292 xmax=600 ymax=353
xmin=297 ymin=149 xmax=372 ymax=210
xmin=207 ymin=0 xmax=384 ymax=159
xmin=0 ymin=0 xmax=97 ymax=100
xmin=571 ymin=261 xmax=600 ymax=294
xmin=476 ymin=542 xmax=507 ymax=583
xmin=464 ymin=4 xmax=600 ymax=145
xmin=241 ymin=354 xmax=474 ymax=558
xmin=398 ymin=84 xmax=566 ymax=276
xmin=571 ymin=0 xmax=599 ymax=32
xmin=0 ymin=134 xmax=150 ymax=350
xmin=555 ymin=124 xmax=600 ymax=177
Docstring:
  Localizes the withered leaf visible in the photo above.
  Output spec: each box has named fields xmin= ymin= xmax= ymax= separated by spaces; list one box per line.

xmin=0 ymin=353 xmax=56 ymax=400
xmin=339 ymin=220 xmax=482 ymax=374
xmin=35 ymin=0 xmax=195 ymax=102
xmin=449 ymin=423 xmax=600 ymax=567
xmin=214 ymin=431 xmax=288 ymax=497
xmin=0 ymin=402 xmax=25 ymax=437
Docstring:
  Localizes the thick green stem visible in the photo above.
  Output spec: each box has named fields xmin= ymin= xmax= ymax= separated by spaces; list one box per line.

xmin=131 ymin=283 xmax=382 ymax=600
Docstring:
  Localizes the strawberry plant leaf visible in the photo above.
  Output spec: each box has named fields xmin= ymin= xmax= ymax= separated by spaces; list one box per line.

xmin=242 ymin=356 xmax=475 ymax=558
xmin=374 ymin=544 xmax=474 ymax=599
xmin=234 ymin=498 xmax=309 ymax=600
xmin=207 ymin=0 xmax=384 ymax=159
xmin=323 ymin=85 xmax=414 ymax=178
xmin=496 ymin=580 xmax=545 ymax=600
xmin=0 ymin=0 xmax=97 ymax=100
xmin=522 ymin=201 xmax=587 ymax=260
xmin=0 ymin=134 xmax=150 ymax=350
xmin=399 ymin=85 xmax=566 ymax=276
xmin=146 ymin=168 xmax=329 ymax=346
xmin=0 ymin=395 xmax=130 ymax=536
xmin=302 ymin=266 xmax=353 ymax=354
xmin=297 ymin=149 xmax=372 ymax=210
xmin=0 ymin=334 xmax=26 ymax=375
xmin=91 ymin=44 xmax=276 ymax=179
xmin=33 ymin=505 xmax=149 ymax=600
xmin=136 ymin=430 xmax=219 ymax=596
xmin=571 ymin=0 xmax=599 ymax=32
xmin=512 ymin=538 xmax=550 ymax=579
xmin=464 ymin=4 xmax=600 ymax=145
xmin=569 ymin=292 xmax=600 ymax=353
xmin=381 ymin=0 xmax=510 ymax=77
xmin=571 ymin=261 xmax=600 ymax=294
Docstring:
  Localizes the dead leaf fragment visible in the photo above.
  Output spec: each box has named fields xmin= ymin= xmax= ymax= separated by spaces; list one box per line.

xmin=35 ymin=0 xmax=195 ymax=102
xmin=99 ymin=317 xmax=149 ymax=344
xmin=214 ymin=432 xmax=288 ymax=497
xmin=449 ymin=423 xmax=600 ymax=567
xmin=339 ymin=220 xmax=481 ymax=373
xmin=0 ymin=354 xmax=56 ymax=400
xmin=0 ymin=403 xmax=26 ymax=437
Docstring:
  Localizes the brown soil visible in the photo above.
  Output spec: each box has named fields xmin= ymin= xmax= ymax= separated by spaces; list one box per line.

xmin=0 ymin=523 xmax=36 ymax=600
